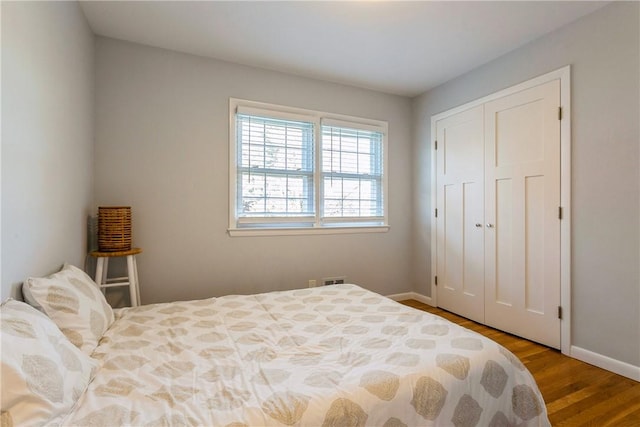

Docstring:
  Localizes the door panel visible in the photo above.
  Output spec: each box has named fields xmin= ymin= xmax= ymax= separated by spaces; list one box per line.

xmin=463 ymin=182 xmax=483 ymax=297
xmin=484 ymin=80 xmax=561 ymax=348
xmin=496 ymin=99 xmax=545 ymax=166
xmin=436 ymin=106 xmax=484 ymax=323
xmin=525 ymin=175 xmax=545 ymax=314
xmin=495 ymin=178 xmax=513 ymax=306
xmin=443 ymin=184 xmax=463 ymax=292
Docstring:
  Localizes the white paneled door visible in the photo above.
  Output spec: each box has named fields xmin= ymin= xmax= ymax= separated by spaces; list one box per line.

xmin=435 ymin=78 xmax=561 ymax=349
xmin=435 ymin=105 xmax=485 ymax=324
xmin=484 ymin=80 xmax=561 ymax=348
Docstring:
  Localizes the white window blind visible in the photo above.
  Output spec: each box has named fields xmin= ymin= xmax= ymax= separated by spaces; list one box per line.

xmin=236 ymin=113 xmax=315 ymax=223
xmin=230 ymin=99 xmax=388 ymax=235
xmin=321 ymin=124 xmax=384 ymax=222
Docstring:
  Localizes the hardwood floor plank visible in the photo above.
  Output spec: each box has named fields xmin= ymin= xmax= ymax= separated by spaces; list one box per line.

xmin=399 ymin=300 xmax=640 ymax=426
xmin=589 ymin=388 xmax=640 ymax=426
xmin=550 ymin=375 xmax=633 ymax=424
xmin=617 ymin=408 xmax=640 ymax=426
xmin=544 ymin=370 xmax=613 ymax=411
xmin=559 ymin=384 xmax=640 ymax=426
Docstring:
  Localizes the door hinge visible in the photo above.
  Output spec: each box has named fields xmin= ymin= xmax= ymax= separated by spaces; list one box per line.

xmin=558 ymin=206 xmax=563 ymax=220
xmin=558 ymin=107 xmax=563 ymax=120
xmin=435 ymin=140 xmax=438 ymax=150
xmin=435 ymin=208 xmax=438 ymax=218
xmin=558 ymin=306 xmax=563 ymax=319
xmin=435 ymin=276 xmax=438 ymax=286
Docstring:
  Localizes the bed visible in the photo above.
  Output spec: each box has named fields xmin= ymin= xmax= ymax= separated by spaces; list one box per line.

xmin=2 ymin=265 xmax=550 ymax=427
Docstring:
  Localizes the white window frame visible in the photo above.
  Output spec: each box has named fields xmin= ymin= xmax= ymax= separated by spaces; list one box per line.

xmin=229 ymin=98 xmax=389 ymax=237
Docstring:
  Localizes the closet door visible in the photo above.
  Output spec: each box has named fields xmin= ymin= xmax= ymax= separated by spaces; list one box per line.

xmin=435 ymin=106 xmax=485 ymax=323
xmin=484 ymin=80 xmax=561 ymax=348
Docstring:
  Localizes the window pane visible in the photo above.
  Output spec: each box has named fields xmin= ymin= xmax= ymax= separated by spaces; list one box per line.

xmin=342 ymin=179 xmax=360 ymax=200
xmin=286 ymin=176 xmax=305 ymax=198
xmin=287 ymin=199 xmax=307 ymax=214
xmin=241 ymin=197 xmax=265 ymax=214
xmin=359 ymin=180 xmax=373 ymax=197
xmin=324 ymin=199 xmax=343 ymax=217
xmin=322 ymin=176 xmax=383 ymax=218
xmin=359 ymin=200 xmax=375 ymax=215
xmin=238 ymin=171 xmax=315 ymax=217
xmin=239 ymin=172 xmax=313 ymax=216
xmin=286 ymin=147 xmax=304 ymax=171
xmin=340 ymin=134 xmax=358 ymax=153
xmin=343 ymin=200 xmax=359 ymax=216
xmin=238 ymin=114 xmax=314 ymax=172
xmin=340 ymin=151 xmax=358 ymax=174
xmin=324 ymin=178 xmax=343 ymax=199
xmin=322 ymin=150 xmax=340 ymax=172
xmin=242 ymin=173 xmax=265 ymax=197
xmin=266 ymin=198 xmax=287 ymax=214
xmin=266 ymin=175 xmax=287 ymax=198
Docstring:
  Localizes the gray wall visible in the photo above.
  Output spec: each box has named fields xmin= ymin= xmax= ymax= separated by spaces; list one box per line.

xmin=3 ymin=0 xmax=636 ymax=370
xmin=1 ymin=1 xmax=95 ymax=299
xmin=94 ymin=38 xmax=413 ymax=304
xmin=412 ymin=2 xmax=639 ymax=366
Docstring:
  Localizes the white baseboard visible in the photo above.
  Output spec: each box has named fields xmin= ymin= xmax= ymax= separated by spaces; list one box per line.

xmin=386 ymin=291 xmax=434 ymax=306
xmin=571 ymin=346 xmax=640 ymax=382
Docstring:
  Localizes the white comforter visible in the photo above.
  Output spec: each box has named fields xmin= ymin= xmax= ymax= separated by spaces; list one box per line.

xmin=62 ymin=284 xmax=549 ymax=426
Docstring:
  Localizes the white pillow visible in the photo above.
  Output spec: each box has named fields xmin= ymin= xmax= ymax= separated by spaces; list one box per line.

xmin=1 ymin=299 xmax=100 ymax=426
xmin=22 ymin=264 xmax=115 ymax=355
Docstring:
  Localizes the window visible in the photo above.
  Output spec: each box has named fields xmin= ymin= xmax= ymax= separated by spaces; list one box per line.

xmin=235 ymin=113 xmax=315 ymax=221
xmin=229 ymin=99 xmax=388 ymax=236
xmin=322 ymin=122 xmax=384 ymax=221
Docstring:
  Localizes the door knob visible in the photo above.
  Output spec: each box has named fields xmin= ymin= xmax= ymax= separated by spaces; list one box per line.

xmin=486 ymin=223 xmax=494 ymax=228
xmin=475 ymin=223 xmax=482 ymax=228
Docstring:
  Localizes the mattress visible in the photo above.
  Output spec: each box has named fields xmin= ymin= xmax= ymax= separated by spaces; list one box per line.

xmin=62 ymin=284 xmax=550 ymax=426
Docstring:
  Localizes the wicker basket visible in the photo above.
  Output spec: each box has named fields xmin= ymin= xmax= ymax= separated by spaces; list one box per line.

xmin=98 ymin=206 xmax=132 ymax=252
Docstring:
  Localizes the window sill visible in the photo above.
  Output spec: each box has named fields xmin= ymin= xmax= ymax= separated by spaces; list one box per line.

xmin=228 ymin=225 xmax=390 ymax=237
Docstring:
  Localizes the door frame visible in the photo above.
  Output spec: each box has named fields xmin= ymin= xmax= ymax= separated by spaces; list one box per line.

xmin=429 ymin=65 xmax=572 ymax=356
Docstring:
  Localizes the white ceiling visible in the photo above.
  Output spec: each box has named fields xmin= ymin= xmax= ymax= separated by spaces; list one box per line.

xmin=80 ymin=1 xmax=608 ymax=97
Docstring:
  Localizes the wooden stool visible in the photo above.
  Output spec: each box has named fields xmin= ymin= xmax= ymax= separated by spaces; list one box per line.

xmin=90 ymin=248 xmax=142 ymax=307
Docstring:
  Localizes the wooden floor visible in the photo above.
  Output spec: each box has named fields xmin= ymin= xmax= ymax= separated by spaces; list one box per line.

xmin=400 ymin=300 xmax=640 ymax=427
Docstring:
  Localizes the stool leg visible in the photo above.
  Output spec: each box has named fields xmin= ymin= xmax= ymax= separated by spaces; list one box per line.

xmin=94 ymin=258 xmax=106 ymax=295
xmin=126 ymin=255 xmax=138 ymax=307
xmin=133 ymin=256 xmax=141 ymax=305
xmin=102 ymin=258 xmax=109 ymax=288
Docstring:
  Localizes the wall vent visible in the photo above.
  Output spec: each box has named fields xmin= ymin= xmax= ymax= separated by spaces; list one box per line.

xmin=322 ymin=276 xmax=347 ymax=286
